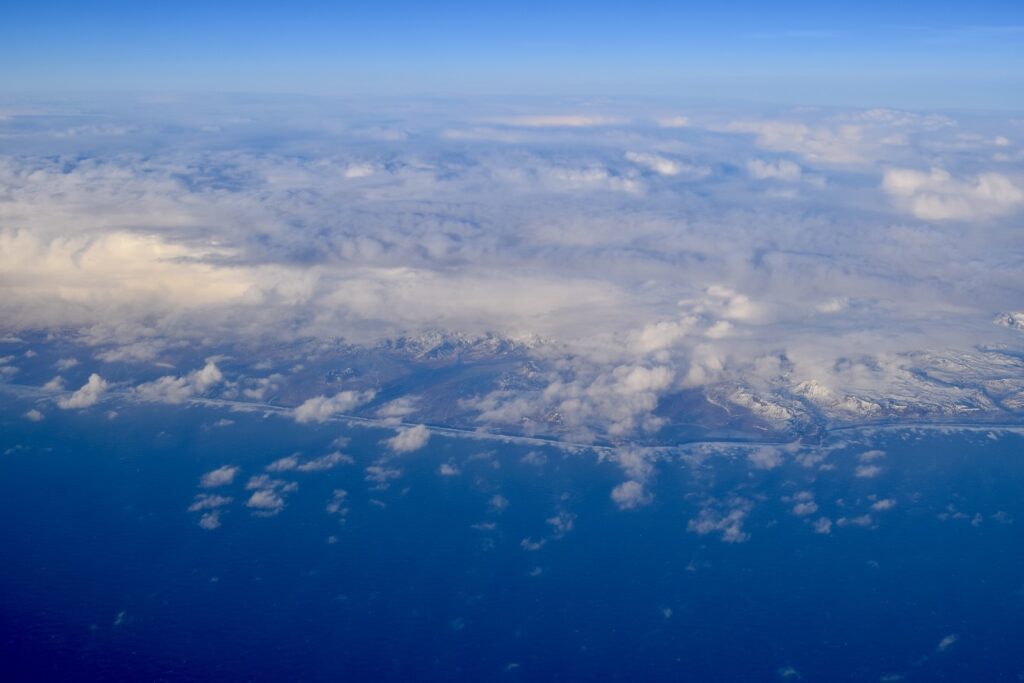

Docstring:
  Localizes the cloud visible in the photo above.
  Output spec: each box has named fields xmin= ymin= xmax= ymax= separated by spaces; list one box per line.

xmin=267 ymin=451 xmax=353 ymax=472
xmin=722 ymin=120 xmax=866 ymax=163
xmin=625 ymin=151 xmax=692 ymax=177
xmin=1 ymin=100 xmax=1023 ymax=450
xmin=688 ymin=498 xmax=753 ymax=543
xmin=244 ymin=474 xmax=298 ymax=516
xmin=936 ymin=634 xmax=958 ymax=652
xmin=748 ymin=447 xmax=784 ymax=470
xmin=882 ymin=168 xmax=1023 ymax=220
xmin=136 ymin=361 xmax=223 ymax=403
xmin=293 ymin=389 xmax=376 ymax=423
xmin=326 ymin=489 xmax=350 ymax=518
xmin=365 ymin=464 xmax=402 ymax=488
xmin=24 ymin=408 xmax=43 ymax=421
xmin=787 ymin=491 xmax=818 ymax=516
xmin=200 ymin=465 xmax=239 ymax=488
xmin=855 ymin=464 xmax=882 ymax=478
xmin=387 ymin=424 xmax=430 ymax=453
xmin=611 ymin=480 xmax=653 ymax=510
xmin=837 ymin=514 xmax=875 ymax=528
xmin=747 ymin=159 xmax=802 ymax=181
xmin=657 ymin=116 xmax=690 ymax=128
xmin=198 ymin=511 xmax=223 ymax=530
xmin=246 ymin=489 xmax=286 ymax=514
xmin=56 ymin=373 xmax=108 ymax=409
xmin=375 ymin=396 xmax=420 ymax=424
xmin=495 ymin=115 xmax=626 ymax=128
xmin=188 ymin=494 xmax=232 ymax=512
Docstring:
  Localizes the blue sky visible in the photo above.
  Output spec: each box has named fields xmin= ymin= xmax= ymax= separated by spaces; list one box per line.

xmin=2 ymin=0 xmax=1022 ymax=106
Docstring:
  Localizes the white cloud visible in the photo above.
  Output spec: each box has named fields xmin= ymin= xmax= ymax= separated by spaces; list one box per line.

xmin=722 ymin=120 xmax=866 ymax=163
xmin=56 ymin=373 xmax=108 ymax=409
xmin=625 ymin=151 xmax=688 ymax=177
xmin=200 ymin=465 xmax=239 ymax=488
xmin=365 ymin=464 xmax=402 ymax=488
xmin=859 ymin=450 xmax=886 ymax=462
xmin=688 ymin=498 xmax=753 ymax=543
xmin=855 ymin=464 xmax=882 ymax=478
xmin=813 ymin=517 xmax=833 ymax=534
xmin=268 ymin=451 xmax=353 ymax=472
xmin=293 ymin=389 xmax=376 ymax=423
xmin=246 ymin=489 xmax=285 ymax=514
xmin=375 ymin=396 xmax=420 ymax=424
xmin=837 ymin=514 xmax=875 ymax=528
xmin=883 ymin=168 xmax=1024 ymax=220
xmin=611 ymin=480 xmax=653 ymax=510
xmin=747 ymin=159 xmax=802 ymax=181
xmin=656 ymin=116 xmax=690 ymax=128
xmin=188 ymin=494 xmax=232 ymax=512
xmin=748 ymin=447 xmax=783 ymax=470
xmin=244 ymin=475 xmax=298 ymax=516
xmin=496 ymin=115 xmax=626 ymax=128
xmin=198 ymin=510 xmax=223 ymax=530
xmin=871 ymin=498 xmax=896 ymax=511
xmin=266 ymin=454 xmax=300 ymax=472
xmin=785 ymin=491 xmax=819 ymax=518
xmin=2 ymin=101 xmax=1024 ymax=449
xmin=136 ymin=361 xmax=223 ymax=403
xmin=937 ymin=634 xmax=958 ymax=652
xmin=546 ymin=510 xmax=576 ymax=538
xmin=326 ymin=489 xmax=349 ymax=517
xmin=43 ymin=376 xmax=65 ymax=391
xmin=24 ymin=408 xmax=43 ymax=421
xmin=387 ymin=424 xmax=430 ymax=453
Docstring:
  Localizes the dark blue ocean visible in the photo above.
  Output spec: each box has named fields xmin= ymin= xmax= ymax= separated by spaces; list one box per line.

xmin=1 ymin=402 xmax=1022 ymax=681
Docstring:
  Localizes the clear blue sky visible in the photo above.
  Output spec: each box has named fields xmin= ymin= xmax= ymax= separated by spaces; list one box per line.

xmin=2 ymin=0 xmax=1022 ymax=107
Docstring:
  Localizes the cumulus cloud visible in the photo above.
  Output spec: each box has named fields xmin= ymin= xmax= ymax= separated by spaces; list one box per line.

xmin=200 ymin=465 xmax=239 ymax=488
xmin=293 ymin=389 xmax=376 ymax=423
xmin=883 ymin=168 xmax=1023 ymax=220
xmin=198 ymin=511 xmax=223 ymax=530
xmin=267 ymin=451 xmax=353 ymax=472
xmin=787 ymin=491 xmax=818 ymax=516
xmin=365 ymin=464 xmax=402 ymax=488
xmin=188 ymin=493 xmax=233 ymax=512
xmin=244 ymin=474 xmax=298 ymax=516
xmin=56 ymin=373 xmax=108 ymax=409
xmin=611 ymin=480 xmax=653 ymax=510
xmin=387 ymin=424 xmax=431 ymax=453
xmin=136 ymin=361 xmax=223 ymax=404
xmin=748 ymin=447 xmax=784 ymax=470
xmin=855 ymin=464 xmax=882 ymax=478
xmin=688 ymin=498 xmax=753 ymax=543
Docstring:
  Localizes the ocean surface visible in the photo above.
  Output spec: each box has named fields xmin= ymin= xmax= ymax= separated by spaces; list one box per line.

xmin=1 ymin=402 xmax=1022 ymax=681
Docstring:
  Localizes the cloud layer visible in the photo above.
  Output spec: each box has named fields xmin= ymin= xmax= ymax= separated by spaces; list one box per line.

xmin=1 ymin=96 xmax=1023 ymax=442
